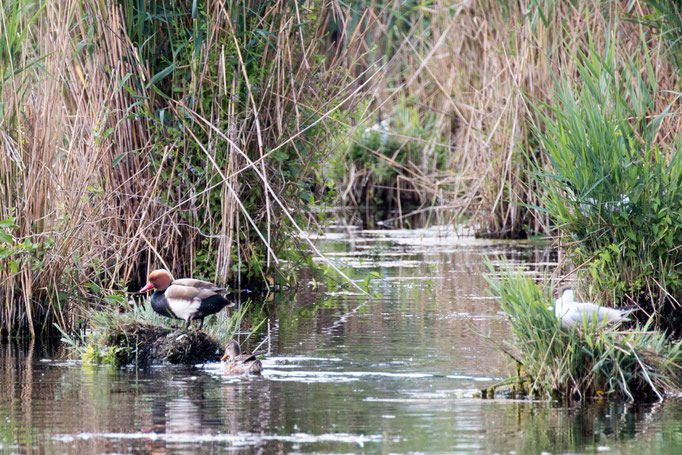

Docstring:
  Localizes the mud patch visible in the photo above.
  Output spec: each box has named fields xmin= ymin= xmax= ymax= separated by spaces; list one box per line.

xmin=105 ymin=322 xmax=222 ymax=366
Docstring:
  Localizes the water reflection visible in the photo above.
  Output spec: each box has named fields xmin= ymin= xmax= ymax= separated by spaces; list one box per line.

xmin=0 ymin=226 xmax=681 ymax=453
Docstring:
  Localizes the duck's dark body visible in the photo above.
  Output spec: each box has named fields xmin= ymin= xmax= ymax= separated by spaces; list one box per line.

xmin=150 ymin=290 xmax=178 ymax=319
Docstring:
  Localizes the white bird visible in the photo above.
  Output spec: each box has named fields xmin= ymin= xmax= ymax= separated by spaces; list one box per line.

xmin=566 ymin=189 xmax=631 ymax=215
xmin=551 ymin=287 xmax=635 ymax=329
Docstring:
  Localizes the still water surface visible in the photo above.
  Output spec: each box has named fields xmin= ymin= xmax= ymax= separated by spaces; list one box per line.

xmin=1 ymin=225 xmax=681 ymax=454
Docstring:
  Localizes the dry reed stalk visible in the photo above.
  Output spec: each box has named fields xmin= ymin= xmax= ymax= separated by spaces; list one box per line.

xmin=123 ymin=0 xmax=377 ymax=282
xmin=332 ymin=8 xmax=465 ymax=215
xmin=362 ymin=0 xmax=679 ymax=236
xmin=0 ymin=0 xmax=374 ymax=335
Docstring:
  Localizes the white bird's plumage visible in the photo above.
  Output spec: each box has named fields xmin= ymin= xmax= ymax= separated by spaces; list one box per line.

xmin=566 ymin=189 xmax=631 ymax=215
xmin=553 ymin=288 xmax=633 ymax=329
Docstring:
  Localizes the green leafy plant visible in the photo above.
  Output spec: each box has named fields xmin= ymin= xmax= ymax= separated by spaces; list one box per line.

xmin=531 ymin=35 xmax=682 ymax=331
xmin=334 ymin=98 xmax=449 ymax=209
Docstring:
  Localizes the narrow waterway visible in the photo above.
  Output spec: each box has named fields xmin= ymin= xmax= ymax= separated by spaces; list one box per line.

xmin=1 ymin=224 xmax=681 ymax=454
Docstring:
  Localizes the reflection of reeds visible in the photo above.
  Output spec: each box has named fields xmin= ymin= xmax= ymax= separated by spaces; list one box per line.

xmin=481 ymin=399 xmax=669 ymax=454
xmin=0 ymin=1 xmax=371 ymax=335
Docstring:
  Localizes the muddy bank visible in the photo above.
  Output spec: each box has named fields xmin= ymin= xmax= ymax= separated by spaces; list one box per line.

xmin=104 ymin=322 xmax=222 ymax=366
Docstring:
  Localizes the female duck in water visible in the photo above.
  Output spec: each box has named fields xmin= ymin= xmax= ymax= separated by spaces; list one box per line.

xmin=139 ymin=269 xmax=234 ymax=330
xmin=221 ymin=340 xmax=263 ymax=375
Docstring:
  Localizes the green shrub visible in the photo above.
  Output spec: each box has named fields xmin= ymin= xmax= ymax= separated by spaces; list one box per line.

xmin=532 ymin=36 xmax=682 ymax=328
xmin=334 ymin=98 xmax=448 ymax=208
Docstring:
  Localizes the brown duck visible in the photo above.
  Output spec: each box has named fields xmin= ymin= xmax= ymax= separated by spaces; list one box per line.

xmin=139 ymin=269 xmax=234 ymax=330
xmin=221 ymin=340 xmax=263 ymax=375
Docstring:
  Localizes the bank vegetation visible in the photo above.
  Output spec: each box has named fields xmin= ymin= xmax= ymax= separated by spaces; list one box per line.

xmin=1 ymin=0 xmax=680 ymax=337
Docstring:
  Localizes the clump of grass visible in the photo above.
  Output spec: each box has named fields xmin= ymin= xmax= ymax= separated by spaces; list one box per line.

xmin=486 ymin=268 xmax=682 ymax=402
xmin=60 ymin=299 xmax=250 ymax=366
xmin=332 ymin=99 xmax=450 ymax=211
xmin=532 ymin=35 xmax=682 ymax=331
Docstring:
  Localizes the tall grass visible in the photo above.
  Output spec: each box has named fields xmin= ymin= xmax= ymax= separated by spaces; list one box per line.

xmin=337 ymin=1 xmax=680 ymax=237
xmin=532 ymin=35 xmax=682 ymax=331
xmin=1 ymin=0 xmax=129 ymax=335
xmin=640 ymin=0 xmax=682 ymax=68
xmin=0 ymin=0 xmax=375 ymax=336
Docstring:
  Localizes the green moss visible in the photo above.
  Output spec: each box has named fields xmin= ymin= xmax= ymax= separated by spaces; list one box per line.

xmin=82 ymin=345 xmax=120 ymax=366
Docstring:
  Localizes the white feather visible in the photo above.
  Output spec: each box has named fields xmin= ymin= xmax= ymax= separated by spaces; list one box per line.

xmin=554 ymin=288 xmax=631 ymax=329
xmin=167 ymin=297 xmax=201 ymax=321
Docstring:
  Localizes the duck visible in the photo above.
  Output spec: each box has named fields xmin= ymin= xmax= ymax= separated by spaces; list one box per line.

xmin=138 ymin=269 xmax=234 ymax=330
xmin=552 ymin=287 xmax=635 ymax=329
xmin=221 ymin=340 xmax=262 ymax=375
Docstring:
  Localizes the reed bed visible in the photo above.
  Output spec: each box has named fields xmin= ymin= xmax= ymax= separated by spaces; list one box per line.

xmin=337 ymin=1 xmax=680 ymax=237
xmin=0 ymin=0 xmax=377 ymax=336
xmin=339 ymin=0 xmax=682 ymax=331
xmin=1 ymin=0 xmax=680 ymax=338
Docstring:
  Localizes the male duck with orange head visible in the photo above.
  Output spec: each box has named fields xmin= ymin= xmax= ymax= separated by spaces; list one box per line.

xmin=139 ymin=269 xmax=234 ymax=330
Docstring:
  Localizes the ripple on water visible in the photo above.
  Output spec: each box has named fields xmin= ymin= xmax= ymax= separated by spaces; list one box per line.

xmin=9 ymin=228 xmax=680 ymax=455
xmin=53 ymin=431 xmax=387 ymax=448
xmin=251 ymin=367 xmax=439 ymax=384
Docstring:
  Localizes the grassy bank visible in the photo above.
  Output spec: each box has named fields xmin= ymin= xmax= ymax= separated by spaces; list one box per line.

xmin=487 ymin=270 xmax=682 ymax=401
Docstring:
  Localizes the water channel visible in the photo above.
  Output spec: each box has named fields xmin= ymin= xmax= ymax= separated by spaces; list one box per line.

xmin=1 ymin=224 xmax=681 ymax=454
